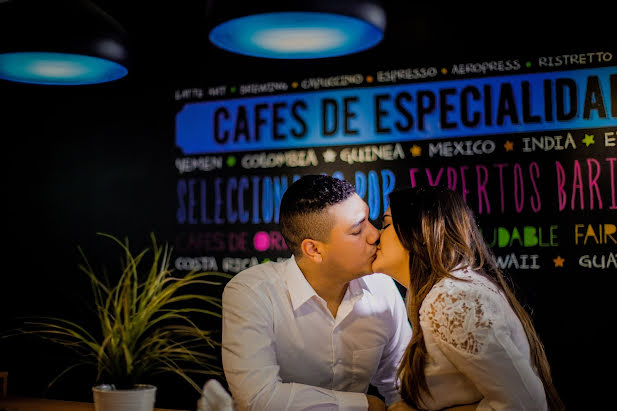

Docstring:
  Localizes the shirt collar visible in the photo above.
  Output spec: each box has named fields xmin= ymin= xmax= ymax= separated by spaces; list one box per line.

xmin=285 ymin=256 xmax=373 ymax=311
xmin=285 ymin=256 xmax=319 ymax=310
xmin=349 ymin=276 xmax=373 ymax=299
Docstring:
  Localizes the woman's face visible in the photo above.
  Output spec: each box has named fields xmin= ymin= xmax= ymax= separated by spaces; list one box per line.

xmin=372 ymin=207 xmax=410 ymax=288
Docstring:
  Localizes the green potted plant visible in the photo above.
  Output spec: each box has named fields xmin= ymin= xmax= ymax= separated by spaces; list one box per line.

xmin=5 ymin=232 xmax=231 ymax=411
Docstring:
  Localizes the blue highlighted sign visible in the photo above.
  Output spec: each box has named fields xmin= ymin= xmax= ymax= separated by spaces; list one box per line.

xmin=176 ymin=67 xmax=617 ymax=155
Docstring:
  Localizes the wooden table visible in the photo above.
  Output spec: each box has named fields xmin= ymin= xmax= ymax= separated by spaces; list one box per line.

xmin=0 ymin=396 xmax=187 ymax=411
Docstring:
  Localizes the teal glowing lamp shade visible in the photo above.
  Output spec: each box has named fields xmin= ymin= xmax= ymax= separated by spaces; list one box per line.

xmin=0 ymin=0 xmax=129 ymax=85
xmin=207 ymin=0 xmax=386 ymax=59
xmin=0 ymin=52 xmax=128 ymax=86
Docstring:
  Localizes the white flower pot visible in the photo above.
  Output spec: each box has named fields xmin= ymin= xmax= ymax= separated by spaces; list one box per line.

xmin=92 ymin=384 xmax=157 ymax=411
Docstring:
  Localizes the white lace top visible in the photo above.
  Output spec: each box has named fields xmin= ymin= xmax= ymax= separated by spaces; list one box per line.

xmin=417 ymin=268 xmax=548 ymax=410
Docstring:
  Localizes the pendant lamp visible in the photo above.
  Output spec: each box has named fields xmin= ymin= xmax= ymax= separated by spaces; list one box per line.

xmin=0 ymin=0 xmax=129 ymax=85
xmin=207 ymin=0 xmax=386 ymax=59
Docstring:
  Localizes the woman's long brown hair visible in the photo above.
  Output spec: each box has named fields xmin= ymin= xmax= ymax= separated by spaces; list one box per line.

xmin=389 ymin=186 xmax=564 ymax=410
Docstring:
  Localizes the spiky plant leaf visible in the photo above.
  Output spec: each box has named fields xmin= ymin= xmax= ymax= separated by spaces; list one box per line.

xmin=2 ymin=232 xmax=232 ymax=393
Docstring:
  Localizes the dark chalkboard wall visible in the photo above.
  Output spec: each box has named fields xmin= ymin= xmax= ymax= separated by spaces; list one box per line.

xmin=171 ymin=57 xmax=616 ymax=409
xmin=1 ymin=5 xmax=616 ymax=410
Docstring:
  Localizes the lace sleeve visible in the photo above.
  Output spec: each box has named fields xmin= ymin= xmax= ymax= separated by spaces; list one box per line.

xmin=421 ymin=280 xmax=498 ymax=355
xmin=419 ymin=275 xmax=549 ymax=410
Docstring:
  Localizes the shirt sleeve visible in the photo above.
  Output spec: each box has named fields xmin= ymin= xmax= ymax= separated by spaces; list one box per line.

xmin=222 ymin=280 xmax=369 ymax=411
xmin=422 ymin=286 xmax=547 ymax=411
xmin=369 ymin=277 xmax=412 ymax=406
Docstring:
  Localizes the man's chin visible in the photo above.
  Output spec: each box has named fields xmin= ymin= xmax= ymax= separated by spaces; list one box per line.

xmin=352 ymin=272 xmax=372 ymax=281
xmin=355 ymin=265 xmax=378 ymax=278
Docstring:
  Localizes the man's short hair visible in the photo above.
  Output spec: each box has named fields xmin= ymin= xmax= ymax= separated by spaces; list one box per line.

xmin=280 ymin=174 xmax=356 ymax=256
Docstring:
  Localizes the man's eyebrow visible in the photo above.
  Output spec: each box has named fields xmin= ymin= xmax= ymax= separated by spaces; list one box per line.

xmin=351 ymin=216 xmax=366 ymax=229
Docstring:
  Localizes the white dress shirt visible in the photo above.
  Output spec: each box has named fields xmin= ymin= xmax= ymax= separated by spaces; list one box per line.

xmin=222 ymin=256 xmax=412 ymax=411
xmin=418 ymin=268 xmax=548 ymax=410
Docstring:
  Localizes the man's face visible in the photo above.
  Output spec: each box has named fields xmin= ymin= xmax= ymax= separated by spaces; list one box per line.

xmin=320 ymin=193 xmax=380 ymax=281
xmin=372 ymin=207 xmax=410 ymax=287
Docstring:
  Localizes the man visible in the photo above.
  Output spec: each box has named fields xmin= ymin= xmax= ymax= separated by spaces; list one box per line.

xmin=222 ymin=174 xmax=411 ymax=410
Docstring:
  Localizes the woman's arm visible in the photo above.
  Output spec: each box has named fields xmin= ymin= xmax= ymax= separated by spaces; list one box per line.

xmin=424 ymin=285 xmax=547 ymax=410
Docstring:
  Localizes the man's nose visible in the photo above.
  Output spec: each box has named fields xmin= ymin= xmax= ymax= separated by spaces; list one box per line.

xmin=368 ymin=222 xmax=380 ymax=245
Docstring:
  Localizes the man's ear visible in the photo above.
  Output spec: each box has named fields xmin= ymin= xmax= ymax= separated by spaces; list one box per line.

xmin=300 ymin=238 xmax=323 ymax=263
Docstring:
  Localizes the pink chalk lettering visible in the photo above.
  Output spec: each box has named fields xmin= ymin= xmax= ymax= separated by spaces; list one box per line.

xmin=514 ymin=164 xmax=525 ymax=213
xmin=494 ymin=163 xmax=508 ymax=213
xmin=587 ymin=158 xmax=602 ymax=210
xmin=476 ymin=164 xmax=490 ymax=214
xmin=460 ymin=166 xmax=470 ymax=202
xmin=571 ymin=160 xmax=584 ymax=210
xmin=447 ymin=167 xmax=457 ymax=191
xmin=529 ymin=162 xmax=542 ymax=212
xmin=409 ymin=168 xmax=419 ymax=187
xmin=268 ymin=231 xmax=288 ymax=251
xmin=228 ymin=232 xmax=248 ymax=252
xmin=608 ymin=158 xmax=617 ymax=209
xmin=425 ymin=167 xmax=444 ymax=186
xmin=253 ymin=231 xmax=270 ymax=252
xmin=555 ymin=161 xmax=567 ymax=211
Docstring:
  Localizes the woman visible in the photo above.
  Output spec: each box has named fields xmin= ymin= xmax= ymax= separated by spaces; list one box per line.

xmin=373 ymin=186 xmax=564 ymax=411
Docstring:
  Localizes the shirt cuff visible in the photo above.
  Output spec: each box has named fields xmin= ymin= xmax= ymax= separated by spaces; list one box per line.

xmin=335 ymin=391 xmax=368 ymax=411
